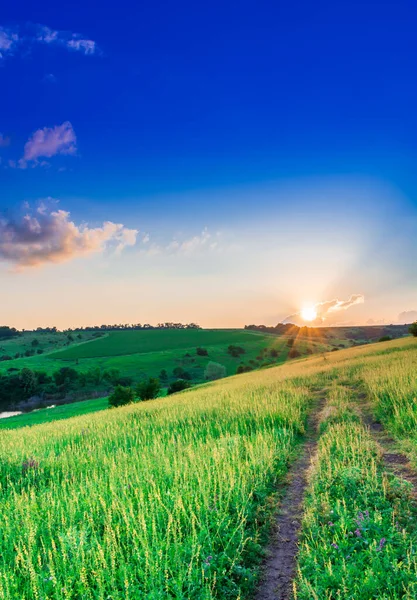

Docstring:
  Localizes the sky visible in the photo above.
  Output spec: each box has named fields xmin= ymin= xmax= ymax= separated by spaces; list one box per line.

xmin=0 ymin=0 xmax=416 ymax=329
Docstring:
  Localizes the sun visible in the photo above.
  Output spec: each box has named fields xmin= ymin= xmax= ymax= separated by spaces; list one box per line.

xmin=300 ymin=306 xmax=317 ymax=322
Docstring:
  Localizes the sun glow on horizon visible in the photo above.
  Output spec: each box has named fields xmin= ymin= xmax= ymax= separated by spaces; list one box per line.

xmin=300 ymin=306 xmax=317 ymax=322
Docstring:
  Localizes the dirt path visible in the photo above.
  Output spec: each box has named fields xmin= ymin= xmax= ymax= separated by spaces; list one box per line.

xmin=356 ymin=392 xmax=417 ymax=497
xmin=255 ymin=399 xmax=323 ymax=600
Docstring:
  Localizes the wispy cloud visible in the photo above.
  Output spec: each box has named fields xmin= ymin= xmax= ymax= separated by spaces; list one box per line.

xmin=0 ymin=23 xmax=99 ymax=61
xmin=284 ymin=294 xmax=365 ymax=325
xmin=18 ymin=121 xmax=77 ymax=168
xmin=397 ymin=310 xmax=417 ymax=324
xmin=0 ymin=133 xmax=10 ymax=147
xmin=0 ymin=27 xmax=19 ymax=59
xmin=0 ymin=205 xmax=138 ymax=268
xmin=141 ymin=228 xmax=234 ymax=257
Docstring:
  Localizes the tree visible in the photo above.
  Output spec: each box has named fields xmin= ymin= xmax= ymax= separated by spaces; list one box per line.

xmin=409 ymin=322 xmax=417 ymax=337
xmin=172 ymin=367 xmax=192 ymax=380
xmin=227 ymin=345 xmax=245 ymax=358
xmin=108 ymin=385 xmax=135 ymax=408
xmin=288 ymin=348 xmax=301 ymax=359
xmin=196 ymin=347 xmax=208 ymax=356
xmin=167 ymin=379 xmax=191 ymax=395
xmin=204 ymin=361 xmax=226 ymax=381
xmin=31 ymin=339 xmax=40 ymax=347
xmin=19 ymin=368 xmax=37 ymax=395
xmin=135 ymin=377 xmax=161 ymax=401
xmin=159 ymin=369 xmax=168 ymax=382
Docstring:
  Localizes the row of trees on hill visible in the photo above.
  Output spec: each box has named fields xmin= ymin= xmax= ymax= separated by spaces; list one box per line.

xmin=17 ymin=323 xmax=201 ymax=333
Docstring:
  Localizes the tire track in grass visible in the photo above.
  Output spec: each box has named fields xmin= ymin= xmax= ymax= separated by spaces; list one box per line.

xmin=356 ymin=390 xmax=417 ymax=498
xmin=255 ymin=397 xmax=324 ymax=600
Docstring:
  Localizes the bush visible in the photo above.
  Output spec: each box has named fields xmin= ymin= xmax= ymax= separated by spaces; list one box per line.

xmin=159 ymin=369 xmax=168 ymax=382
xmin=135 ymin=377 xmax=161 ymax=401
xmin=236 ymin=364 xmax=253 ymax=374
xmin=269 ymin=348 xmax=279 ymax=358
xmin=204 ymin=361 xmax=227 ymax=381
xmin=196 ymin=347 xmax=208 ymax=356
xmin=167 ymin=379 xmax=191 ymax=395
xmin=108 ymin=385 xmax=135 ymax=408
xmin=288 ymin=348 xmax=301 ymax=359
xmin=227 ymin=345 xmax=245 ymax=358
xmin=287 ymin=338 xmax=295 ymax=347
xmin=378 ymin=335 xmax=391 ymax=342
xmin=409 ymin=322 xmax=417 ymax=337
xmin=172 ymin=367 xmax=192 ymax=380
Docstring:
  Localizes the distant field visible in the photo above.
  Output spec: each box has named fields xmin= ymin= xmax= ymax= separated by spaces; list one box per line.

xmin=0 ymin=397 xmax=109 ymax=430
xmin=49 ymin=329 xmax=265 ymax=359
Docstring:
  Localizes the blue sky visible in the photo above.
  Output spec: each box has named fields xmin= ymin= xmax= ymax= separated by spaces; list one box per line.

xmin=0 ymin=0 xmax=416 ymax=328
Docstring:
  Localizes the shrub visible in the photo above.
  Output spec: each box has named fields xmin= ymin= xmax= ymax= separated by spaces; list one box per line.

xmin=237 ymin=364 xmax=253 ymax=374
xmin=227 ymin=345 xmax=245 ymax=358
xmin=108 ymin=385 xmax=135 ymax=408
xmin=135 ymin=377 xmax=161 ymax=401
xmin=409 ymin=322 xmax=417 ymax=337
xmin=288 ymin=348 xmax=301 ymax=359
xmin=378 ymin=335 xmax=391 ymax=342
xmin=167 ymin=379 xmax=191 ymax=395
xmin=196 ymin=347 xmax=208 ymax=356
xmin=287 ymin=338 xmax=295 ymax=347
xmin=159 ymin=369 xmax=168 ymax=382
xmin=204 ymin=361 xmax=227 ymax=381
xmin=172 ymin=367 xmax=192 ymax=380
xmin=269 ymin=348 xmax=279 ymax=358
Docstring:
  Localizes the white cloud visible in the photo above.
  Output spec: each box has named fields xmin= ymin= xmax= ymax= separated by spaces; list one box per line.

xmin=284 ymin=294 xmax=365 ymax=325
xmin=0 ymin=205 xmax=138 ymax=268
xmin=0 ymin=27 xmax=18 ymax=59
xmin=18 ymin=121 xmax=77 ymax=168
xmin=0 ymin=23 xmax=99 ymax=61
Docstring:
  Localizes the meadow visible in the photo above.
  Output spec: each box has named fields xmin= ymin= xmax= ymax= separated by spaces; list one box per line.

xmin=0 ymin=328 xmax=331 ymax=384
xmin=0 ymin=335 xmax=415 ymax=598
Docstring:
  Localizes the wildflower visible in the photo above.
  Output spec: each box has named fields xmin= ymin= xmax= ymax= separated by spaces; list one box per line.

xmin=203 ymin=555 xmax=213 ymax=566
xmin=328 ymin=522 xmax=334 ymax=527
xmin=354 ymin=528 xmax=362 ymax=537
xmin=376 ymin=538 xmax=386 ymax=552
xmin=22 ymin=457 xmax=39 ymax=471
xmin=331 ymin=543 xmax=339 ymax=549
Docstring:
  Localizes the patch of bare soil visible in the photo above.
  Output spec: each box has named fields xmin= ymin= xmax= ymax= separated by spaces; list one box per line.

xmin=255 ymin=400 xmax=323 ymax=600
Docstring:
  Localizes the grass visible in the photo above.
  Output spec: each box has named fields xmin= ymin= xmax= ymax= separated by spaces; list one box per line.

xmin=295 ymin=383 xmax=417 ymax=599
xmin=0 ymin=335 xmax=415 ymax=597
xmin=0 ymin=368 xmax=312 ymax=599
xmin=49 ymin=329 xmax=265 ymax=359
xmin=0 ymin=397 xmax=109 ymax=430
xmin=0 ymin=328 xmax=331 ymax=382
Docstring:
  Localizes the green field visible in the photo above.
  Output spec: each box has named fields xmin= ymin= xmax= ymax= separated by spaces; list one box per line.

xmin=49 ymin=329 xmax=265 ymax=359
xmin=0 ymin=336 xmax=416 ymax=597
xmin=0 ymin=328 xmax=331 ymax=384
xmin=0 ymin=397 xmax=109 ymax=430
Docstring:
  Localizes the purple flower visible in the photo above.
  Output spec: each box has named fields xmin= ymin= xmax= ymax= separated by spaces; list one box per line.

xmin=328 ymin=522 xmax=334 ymax=527
xmin=331 ymin=543 xmax=339 ymax=549
xmin=354 ymin=529 xmax=362 ymax=537
xmin=376 ymin=538 xmax=386 ymax=552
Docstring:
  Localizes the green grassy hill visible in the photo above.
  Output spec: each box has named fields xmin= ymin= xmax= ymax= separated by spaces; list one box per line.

xmin=0 ymin=328 xmax=331 ymax=383
xmin=0 ymin=336 xmax=415 ymax=598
